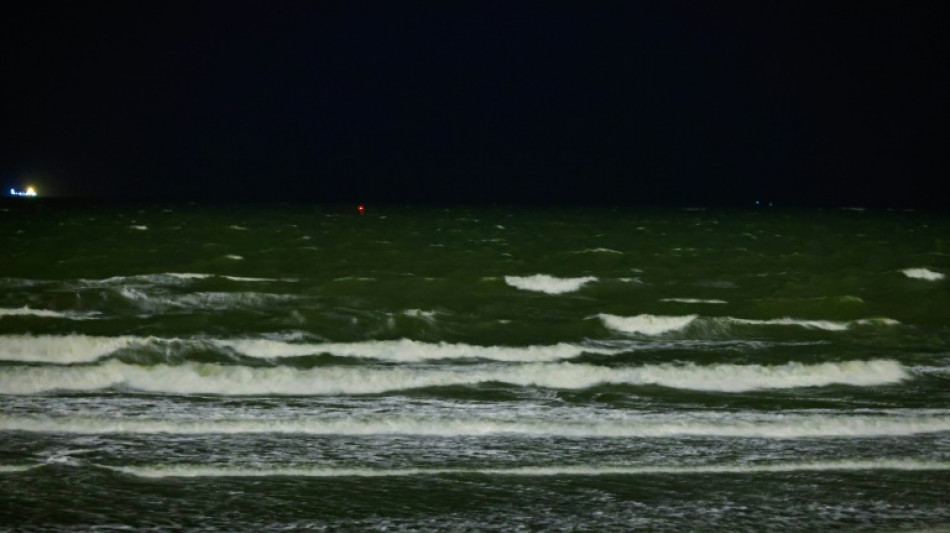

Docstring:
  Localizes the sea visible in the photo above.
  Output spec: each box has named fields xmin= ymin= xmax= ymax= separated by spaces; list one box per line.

xmin=1 ymin=200 xmax=948 ymax=531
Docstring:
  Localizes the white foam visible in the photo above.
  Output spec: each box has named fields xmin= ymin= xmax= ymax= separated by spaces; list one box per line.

xmin=572 ymin=248 xmax=623 ymax=254
xmin=129 ymin=225 xmax=148 ymax=231
xmin=92 ymin=273 xmax=289 ymax=285
xmin=107 ymin=459 xmax=950 ymax=479
xmin=505 ymin=275 xmax=597 ymax=295
xmin=6 ymin=413 xmax=949 ymax=438
xmin=225 ymin=255 xmax=244 ymax=261
xmin=0 ymin=359 xmax=908 ymax=395
xmin=599 ymin=314 xmax=698 ymax=335
xmin=659 ymin=298 xmax=727 ymax=304
xmin=221 ymin=275 xmax=282 ymax=282
xmin=727 ymin=317 xmax=900 ymax=331
xmin=164 ymin=272 xmax=208 ymax=280
xmin=729 ymin=317 xmax=851 ymax=331
xmin=402 ymin=309 xmax=437 ymax=320
xmin=0 ymin=306 xmax=99 ymax=320
xmin=230 ymin=225 xmax=247 ymax=231
xmin=94 ymin=272 xmax=210 ymax=286
xmin=0 ymin=334 xmax=143 ymax=363
xmin=0 ymin=307 xmax=68 ymax=318
xmin=118 ymin=290 xmax=299 ymax=313
xmin=0 ymin=464 xmax=36 ymax=474
xmin=216 ymin=338 xmax=614 ymax=363
xmin=902 ymin=268 xmax=945 ymax=281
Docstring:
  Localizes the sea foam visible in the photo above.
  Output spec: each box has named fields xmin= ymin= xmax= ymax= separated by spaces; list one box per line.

xmin=216 ymin=338 xmax=615 ymax=363
xmin=599 ymin=314 xmax=698 ymax=335
xmin=118 ymin=290 xmax=300 ymax=313
xmin=659 ymin=298 xmax=727 ymax=304
xmin=0 ymin=335 xmax=621 ymax=365
xmin=902 ymin=268 xmax=945 ymax=281
xmin=0 ymin=307 xmax=99 ymax=320
xmin=107 ymin=459 xmax=950 ymax=479
xmin=599 ymin=314 xmax=898 ymax=335
xmin=4 ymin=412 xmax=948 ymax=438
xmin=504 ymin=275 xmax=597 ymax=294
xmin=0 ymin=359 xmax=908 ymax=395
xmin=727 ymin=317 xmax=899 ymax=331
xmin=0 ymin=334 xmax=143 ymax=363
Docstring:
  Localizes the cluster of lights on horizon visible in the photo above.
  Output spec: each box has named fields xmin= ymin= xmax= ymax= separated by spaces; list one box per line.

xmin=9 ymin=187 xmax=37 ymax=197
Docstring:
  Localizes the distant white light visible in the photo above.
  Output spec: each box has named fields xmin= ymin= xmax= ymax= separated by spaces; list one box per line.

xmin=9 ymin=186 xmax=38 ymax=197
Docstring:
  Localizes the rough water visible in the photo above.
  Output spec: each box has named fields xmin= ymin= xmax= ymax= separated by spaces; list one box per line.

xmin=1 ymin=201 xmax=948 ymax=531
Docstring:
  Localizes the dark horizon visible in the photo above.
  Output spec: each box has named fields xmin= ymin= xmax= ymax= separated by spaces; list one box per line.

xmin=3 ymin=2 xmax=946 ymax=207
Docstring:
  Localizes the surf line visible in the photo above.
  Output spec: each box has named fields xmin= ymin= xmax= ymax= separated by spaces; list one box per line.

xmin=104 ymin=459 xmax=950 ymax=479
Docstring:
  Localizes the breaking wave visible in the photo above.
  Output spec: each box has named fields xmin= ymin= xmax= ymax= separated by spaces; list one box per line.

xmin=0 ymin=334 xmax=144 ymax=364
xmin=95 ymin=272 xmax=285 ymax=284
xmin=504 ymin=275 xmax=597 ymax=294
xmin=4 ymin=412 xmax=948 ymax=438
xmin=216 ymin=338 xmax=617 ymax=362
xmin=599 ymin=314 xmax=899 ymax=335
xmin=571 ymin=248 xmax=623 ymax=254
xmin=117 ymin=289 xmax=300 ymax=313
xmin=0 ymin=307 xmax=99 ymax=320
xmin=599 ymin=314 xmax=698 ymax=335
xmin=659 ymin=298 xmax=727 ymax=304
xmin=106 ymin=459 xmax=950 ymax=479
xmin=902 ymin=268 xmax=945 ymax=281
xmin=0 ymin=359 xmax=908 ymax=395
xmin=727 ymin=317 xmax=899 ymax=331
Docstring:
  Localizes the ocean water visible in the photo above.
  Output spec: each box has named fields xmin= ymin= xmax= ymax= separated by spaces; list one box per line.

xmin=1 ymin=201 xmax=948 ymax=531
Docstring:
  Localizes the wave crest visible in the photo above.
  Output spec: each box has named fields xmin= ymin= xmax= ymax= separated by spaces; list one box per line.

xmin=599 ymin=314 xmax=698 ymax=335
xmin=4 ymin=412 xmax=948 ymax=438
xmin=505 ymin=275 xmax=597 ymax=294
xmin=0 ymin=359 xmax=908 ymax=395
xmin=108 ymin=459 xmax=950 ymax=479
xmin=902 ymin=268 xmax=945 ymax=281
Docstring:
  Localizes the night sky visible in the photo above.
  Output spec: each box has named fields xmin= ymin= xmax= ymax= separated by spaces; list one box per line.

xmin=2 ymin=2 xmax=946 ymax=206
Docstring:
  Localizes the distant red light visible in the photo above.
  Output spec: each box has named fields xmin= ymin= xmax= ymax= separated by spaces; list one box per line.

xmin=358 ymin=205 xmax=365 ymax=215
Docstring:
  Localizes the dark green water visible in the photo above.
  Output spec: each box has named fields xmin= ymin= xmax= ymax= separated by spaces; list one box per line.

xmin=1 ymin=201 xmax=949 ymax=531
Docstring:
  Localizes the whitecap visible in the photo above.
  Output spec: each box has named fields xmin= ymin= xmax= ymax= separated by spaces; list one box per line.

xmin=117 ymin=290 xmax=300 ymax=313
xmin=727 ymin=317 xmax=899 ymax=331
xmin=659 ymin=298 xmax=727 ymax=304
xmin=599 ymin=314 xmax=698 ymax=335
xmin=402 ymin=309 xmax=437 ymax=320
xmin=221 ymin=275 xmax=284 ymax=282
xmin=572 ymin=248 xmax=623 ymax=254
xmin=505 ymin=275 xmax=597 ymax=294
xmin=0 ymin=464 xmax=37 ymax=473
xmin=0 ymin=359 xmax=907 ymax=395
xmin=129 ymin=225 xmax=148 ymax=231
xmin=225 ymin=255 xmax=244 ymax=261
xmin=728 ymin=317 xmax=851 ymax=331
xmin=0 ymin=334 xmax=144 ymax=363
xmin=901 ymin=268 xmax=944 ymax=281
xmin=7 ymin=412 xmax=949 ymax=439
xmin=0 ymin=307 xmax=99 ymax=320
xmin=215 ymin=338 xmax=616 ymax=363
xmin=108 ymin=459 xmax=950 ymax=479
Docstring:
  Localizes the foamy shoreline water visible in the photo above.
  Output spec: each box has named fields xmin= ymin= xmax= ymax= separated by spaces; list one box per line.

xmin=2 ymin=204 xmax=948 ymax=531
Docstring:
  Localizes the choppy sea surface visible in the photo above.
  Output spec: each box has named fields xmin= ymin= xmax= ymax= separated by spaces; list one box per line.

xmin=1 ymin=201 xmax=948 ymax=531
